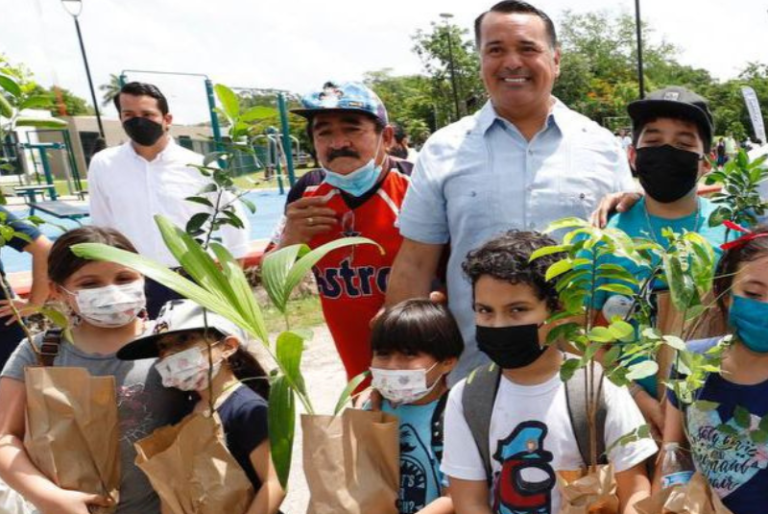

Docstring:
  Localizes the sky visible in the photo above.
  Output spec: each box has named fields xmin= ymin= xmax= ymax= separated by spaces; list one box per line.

xmin=2 ymin=0 xmax=767 ymax=124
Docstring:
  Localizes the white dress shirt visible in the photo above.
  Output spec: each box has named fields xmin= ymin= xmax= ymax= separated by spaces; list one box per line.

xmin=88 ymin=139 xmax=250 ymax=266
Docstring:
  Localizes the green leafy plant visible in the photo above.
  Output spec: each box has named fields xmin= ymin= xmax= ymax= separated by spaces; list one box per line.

xmin=531 ymin=217 xmax=718 ymax=469
xmin=0 ymin=61 xmax=68 ymax=177
xmin=706 ymin=149 xmax=768 ymax=232
xmin=72 ymin=218 xmax=378 ymax=489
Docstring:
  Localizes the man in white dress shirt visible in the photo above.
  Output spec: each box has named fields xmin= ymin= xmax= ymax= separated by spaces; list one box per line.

xmin=88 ymin=82 xmax=250 ymax=317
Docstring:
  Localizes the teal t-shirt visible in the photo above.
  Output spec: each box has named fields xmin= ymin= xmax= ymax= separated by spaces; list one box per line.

xmin=599 ymin=197 xmax=729 ymax=397
xmin=381 ymin=399 xmax=445 ymax=514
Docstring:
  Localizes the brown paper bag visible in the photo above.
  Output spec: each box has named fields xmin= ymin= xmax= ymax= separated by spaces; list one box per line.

xmin=23 ymin=367 xmax=121 ymax=513
xmin=302 ymin=409 xmax=400 ymax=514
xmin=134 ymin=411 xmax=254 ymax=514
xmin=557 ymin=465 xmax=619 ymax=514
xmin=635 ymin=472 xmax=734 ymax=514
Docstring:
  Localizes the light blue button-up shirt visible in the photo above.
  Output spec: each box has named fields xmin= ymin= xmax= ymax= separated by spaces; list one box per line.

xmin=398 ymin=99 xmax=635 ymax=384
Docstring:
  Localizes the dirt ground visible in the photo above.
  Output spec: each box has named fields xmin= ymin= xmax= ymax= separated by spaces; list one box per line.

xmin=258 ymin=324 xmax=347 ymax=514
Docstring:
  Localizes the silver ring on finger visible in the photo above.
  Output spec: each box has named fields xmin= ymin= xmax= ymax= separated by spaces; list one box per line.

xmin=308 ymin=217 xmax=314 ymax=226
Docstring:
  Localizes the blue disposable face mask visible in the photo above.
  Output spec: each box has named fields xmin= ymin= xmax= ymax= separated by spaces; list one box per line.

xmin=728 ymin=295 xmax=768 ymax=353
xmin=321 ymin=136 xmax=383 ymax=197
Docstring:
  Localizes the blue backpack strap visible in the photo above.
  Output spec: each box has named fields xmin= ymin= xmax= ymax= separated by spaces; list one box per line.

xmin=461 ymin=364 xmax=502 ymax=484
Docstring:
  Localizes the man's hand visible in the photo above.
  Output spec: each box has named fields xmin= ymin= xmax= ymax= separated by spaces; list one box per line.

xmin=590 ymin=192 xmax=642 ymax=228
xmin=280 ymin=195 xmax=338 ymax=247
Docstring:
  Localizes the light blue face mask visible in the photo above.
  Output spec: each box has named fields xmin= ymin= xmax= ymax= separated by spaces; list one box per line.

xmin=321 ymin=137 xmax=384 ymax=197
xmin=729 ymin=295 xmax=768 ymax=353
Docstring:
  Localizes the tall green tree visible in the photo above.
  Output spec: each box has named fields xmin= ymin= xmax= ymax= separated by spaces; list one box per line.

xmin=99 ymin=73 xmax=122 ymax=108
xmin=411 ymin=20 xmax=485 ymax=127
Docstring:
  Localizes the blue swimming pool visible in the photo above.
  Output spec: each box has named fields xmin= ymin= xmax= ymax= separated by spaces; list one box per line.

xmin=1 ymin=189 xmax=287 ymax=274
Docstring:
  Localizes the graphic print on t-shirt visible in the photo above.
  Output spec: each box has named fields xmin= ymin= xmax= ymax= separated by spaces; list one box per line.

xmin=687 ymin=405 xmax=768 ymax=498
xmin=399 ymin=422 xmax=440 ymax=514
xmin=492 ymin=421 xmax=556 ymax=514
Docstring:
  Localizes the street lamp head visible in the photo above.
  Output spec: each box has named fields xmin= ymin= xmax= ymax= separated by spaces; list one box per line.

xmin=439 ymin=12 xmax=454 ymax=21
xmin=61 ymin=0 xmax=83 ymax=18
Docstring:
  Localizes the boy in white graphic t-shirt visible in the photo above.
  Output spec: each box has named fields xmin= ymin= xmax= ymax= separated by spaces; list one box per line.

xmin=442 ymin=230 xmax=657 ymax=514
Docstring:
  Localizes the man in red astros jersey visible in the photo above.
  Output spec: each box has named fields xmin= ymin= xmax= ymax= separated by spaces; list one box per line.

xmin=267 ymin=81 xmax=414 ymax=381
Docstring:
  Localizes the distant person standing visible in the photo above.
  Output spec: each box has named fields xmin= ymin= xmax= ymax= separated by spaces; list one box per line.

xmin=88 ymin=82 xmax=251 ymax=317
xmin=389 ymin=123 xmax=420 ymax=163
xmin=716 ymin=137 xmax=727 ymax=168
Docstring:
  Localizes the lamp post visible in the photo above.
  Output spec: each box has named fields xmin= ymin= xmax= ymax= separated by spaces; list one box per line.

xmin=439 ymin=13 xmax=461 ymax=122
xmin=61 ymin=0 xmax=105 ymax=137
xmin=633 ymin=0 xmax=645 ymax=99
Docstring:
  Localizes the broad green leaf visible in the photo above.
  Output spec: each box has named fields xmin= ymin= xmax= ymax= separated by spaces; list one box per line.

xmin=215 ymin=84 xmax=240 ymax=119
xmin=282 ymin=238 xmax=381 ymax=309
xmin=545 ymin=259 xmax=574 ymax=282
xmin=734 ymin=406 xmax=752 ymax=429
xmin=625 ymin=360 xmax=658 ymax=381
xmin=203 ymin=151 xmax=229 ymax=166
xmin=241 ymin=106 xmax=278 ymax=122
xmin=529 ymin=244 xmax=569 ymax=262
xmin=544 ymin=217 xmax=589 ymax=234
xmin=596 ymin=283 xmax=636 ymax=296
xmin=662 ymin=335 xmax=687 ymax=351
xmin=560 ymin=358 xmax=582 ymax=382
xmin=70 ymin=243 xmax=244 ymax=327
xmin=587 ymin=326 xmax=616 ymax=343
xmin=760 ymin=415 xmax=768 ymax=433
xmin=185 ymin=196 xmax=215 ymax=208
xmin=210 ymin=242 xmax=268 ymax=343
xmin=334 ymin=371 xmax=370 ymax=415
xmin=275 ymin=331 xmax=307 ymax=396
xmin=155 ymin=216 xmax=241 ymax=308
xmin=546 ymin=322 xmax=581 ymax=345
xmin=15 ymin=117 xmax=68 ymax=129
xmin=268 ymin=376 xmax=295 ymax=489
xmin=602 ymin=345 xmax=622 ymax=367
xmin=241 ymin=197 xmax=256 ymax=214
xmin=185 ymin=212 xmax=210 ymax=234
xmin=708 ymin=205 xmax=732 ymax=228
xmin=717 ymin=424 xmax=738 ymax=436
xmin=261 ymin=245 xmax=310 ymax=313
xmin=0 ymin=94 xmax=12 ymax=118
xmin=0 ymin=73 xmax=21 ymax=98
xmin=607 ymin=319 xmax=634 ymax=340
xmin=19 ymin=95 xmax=52 ymax=110
xmin=750 ymin=430 xmax=768 ymax=444
xmin=693 ymin=400 xmax=719 ymax=412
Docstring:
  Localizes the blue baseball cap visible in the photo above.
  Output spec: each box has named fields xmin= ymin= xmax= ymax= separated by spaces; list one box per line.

xmin=292 ymin=81 xmax=389 ymax=125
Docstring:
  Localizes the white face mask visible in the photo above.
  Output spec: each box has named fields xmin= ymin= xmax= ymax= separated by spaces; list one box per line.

xmin=370 ymin=362 xmax=441 ymax=406
xmin=65 ymin=280 xmax=146 ymax=328
xmin=155 ymin=345 xmax=222 ymax=392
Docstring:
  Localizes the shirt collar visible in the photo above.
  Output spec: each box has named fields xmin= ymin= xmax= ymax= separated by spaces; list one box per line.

xmin=477 ymin=97 xmax=564 ymax=136
xmin=125 ymin=136 xmax=176 ymax=162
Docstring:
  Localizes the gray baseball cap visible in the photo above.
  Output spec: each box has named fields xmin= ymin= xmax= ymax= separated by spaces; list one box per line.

xmin=117 ymin=299 xmax=247 ymax=360
xmin=627 ymin=86 xmax=714 ymax=144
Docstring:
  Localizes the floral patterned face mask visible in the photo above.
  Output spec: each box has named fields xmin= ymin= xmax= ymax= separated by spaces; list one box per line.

xmin=64 ymin=280 xmax=146 ymax=328
xmin=370 ymin=362 xmax=441 ymax=406
xmin=155 ymin=344 xmax=222 ymax=392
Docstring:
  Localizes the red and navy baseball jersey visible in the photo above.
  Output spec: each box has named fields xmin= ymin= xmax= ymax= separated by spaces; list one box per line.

xmin=274 ymin=158 xmax=413 ymax=380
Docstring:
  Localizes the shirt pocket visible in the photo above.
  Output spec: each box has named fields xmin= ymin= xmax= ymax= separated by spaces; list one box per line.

xmin=445 ymin=175 xmax=497 ymax=235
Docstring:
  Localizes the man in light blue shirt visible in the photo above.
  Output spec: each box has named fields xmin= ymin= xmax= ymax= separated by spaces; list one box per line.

xmin=386 ymin=0 xmax=635 ymax=383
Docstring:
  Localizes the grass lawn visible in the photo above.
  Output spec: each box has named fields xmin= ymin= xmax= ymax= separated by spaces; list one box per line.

xmin=260 ymin=294 xmax=325 ymax=333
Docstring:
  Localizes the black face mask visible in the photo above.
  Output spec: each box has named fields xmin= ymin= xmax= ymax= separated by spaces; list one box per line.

xmin=476 ymin=323 xmax=546 ymax=369
xmin=123 ymin=117 xmax=165 ymax=147
xmin=635 ymin=145 xmax=700 ymax=203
